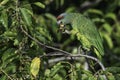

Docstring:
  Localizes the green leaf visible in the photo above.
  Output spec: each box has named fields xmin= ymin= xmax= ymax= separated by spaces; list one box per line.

xmin=35 ymin=26 xmax=52 ymax=44
xmin=5 ymin=64 xmax=16 ymax=73
xmin=92 ymin=18 xmax=105 ymax=23
xmin=0 ymin=6 xmax=5 ymax=11
xmin=1 ymin=48 xmax=15 ymax=62
xmin=98 ymin=75 xmax=105 ymax=80
xmin=1 ymin=48 xmax=18 ymax=69
xmin=14 ymin=39 xmax=19 ymax=46
xmin=103 ymin=34 xmax=113 ymax=49
xmin=45 ymin=13 xmax=56 ymax=22
xmin=87 ymin=9 xmax=104 ymax=16
xmin=115 ymin=74 xmax=120 ymax=80
xmin=50 ymin=62 xmax=63 ymax=77
xmin=0 ymin=10 xmax=8 ymax=30
xmin=106 ymin=72 xmax=115 ymax=80
xmin=20 ymin=8 xmax=32 ymax=26
xmin=113 ymin=47 xmax=120 ymax=55
xmin=65 ymin=6 xmax=76 ymax=12
xmin=60 ymin=0 xmax=64 ymax=6
xmin=0 ymin=0 xmax=9 ymax=6
xmin=3 ymin=31 xmax=17 ymax=37
xmin=30 ymin=57 xmax=41 ymax=78
xmin=88 ymin=76 xmax=96 ymax=80
xmin=106 ymin=67 xmax=120 ymax=74
xmin=34 ymin=2 xmax=45 ymax=9
xmin=53 ymin=74 xmax=63 ymax=80
xmin=105 ymin=13 xmax=116 ymax=21
xmin=82 ymin=70 xmax=93 ymax=77
xmin=102 ymin=23 xmax=112 ymax=34
xmin=0 ymin=75 xmax=7 ymax=80
xmin=45 ymin=69 xmax=51 ymax=77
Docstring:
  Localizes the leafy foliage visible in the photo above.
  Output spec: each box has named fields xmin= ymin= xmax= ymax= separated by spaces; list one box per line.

xmin=0 ymin=0 xmax=120 ymax=80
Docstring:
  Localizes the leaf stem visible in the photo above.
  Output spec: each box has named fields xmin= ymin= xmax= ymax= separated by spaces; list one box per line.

xmin=0 ymin=68 xmax=13 ymax=80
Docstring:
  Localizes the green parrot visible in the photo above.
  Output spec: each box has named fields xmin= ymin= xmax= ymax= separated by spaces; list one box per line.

xmin=57 ymin=13 xmax=104 ymax=59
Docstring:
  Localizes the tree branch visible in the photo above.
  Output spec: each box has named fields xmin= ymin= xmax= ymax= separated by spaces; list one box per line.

xmin=20 ymin=26 xmax=107 ymax=79
xmin=1 ymin=69 xmax=13 ymax=80
xmin=72 ymin=54 xmax=105 ymax=71
xmin=20 ymin=26 xmax=71 ymax=56
xmin=20 ymin=26 xmax=105 ymax=71
xmin=40 ymin=52 xmax=105 ymax=71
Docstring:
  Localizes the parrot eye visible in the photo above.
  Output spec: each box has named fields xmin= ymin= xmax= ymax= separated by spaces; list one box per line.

xmin=60 ymin=21 xmax=63 ymax=24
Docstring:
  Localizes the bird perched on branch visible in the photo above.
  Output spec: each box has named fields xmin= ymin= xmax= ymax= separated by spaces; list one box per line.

xmin=57 ymin=13 xmax=104 ymax=59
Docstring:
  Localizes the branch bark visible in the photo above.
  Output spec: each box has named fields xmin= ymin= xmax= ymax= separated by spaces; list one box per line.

xmin=20 ymin=26 xmax=107 ymax=80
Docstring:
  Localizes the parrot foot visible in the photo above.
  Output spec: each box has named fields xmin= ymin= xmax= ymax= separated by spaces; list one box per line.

xmin=78 ymin=45 xmax=84 ymax=54
xmin=62 ymin=29 xmax=71 ymax=34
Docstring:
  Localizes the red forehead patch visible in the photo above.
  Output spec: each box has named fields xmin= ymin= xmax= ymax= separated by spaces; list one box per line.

xmin=57 ymin=15 xmax=63 ymax=21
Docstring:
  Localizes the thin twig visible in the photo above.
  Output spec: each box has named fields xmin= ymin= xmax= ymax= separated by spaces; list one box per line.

xmin=1 ymin=69 xmax=13 ymax=80
xmin=40 ymin=52 xmax=65 ymax=57
xmin=20 ymin=26 xmax=71 ymax=56
xmin=20 ymin=25 xmax=106 ymax=71
xmin=20 ymin=25 xmax=107 ymax=79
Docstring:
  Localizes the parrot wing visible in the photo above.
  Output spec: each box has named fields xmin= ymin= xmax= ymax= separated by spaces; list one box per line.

xmin=71 ymin=14 xmax=104 ymax=57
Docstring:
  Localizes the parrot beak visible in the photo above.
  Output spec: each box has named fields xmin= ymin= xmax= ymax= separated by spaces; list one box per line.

xmin=59 ymin=23 xmax=65 ymax=29
xmin=57 ymin=21 xmax=66 ymax=32
xmin=57 ymin=23 xmax=65 ymax=32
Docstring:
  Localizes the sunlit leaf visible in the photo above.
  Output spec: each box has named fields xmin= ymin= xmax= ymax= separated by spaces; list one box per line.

xmin=92 ymin=18 xmax=105 ymax=23
xmin=50 ymin=62 xmax=63 ymax=77
xmin=14 ymin=39 xmax=19 ymax=46
xmin=30 ymin=57 xmax=41 ymax=78
xmin=34 ymin=2 xmax=45 ymax=9
xmin=102 ymin=23 xmax=112 ymax=34
xmin=103 ymin=34 xmax=113 ymax=49
xmin=105 ymin=13 xmax=116 ymax=21
xmin=98 ymin=75 xmax=105 ymax=80
xmin=45 ymin=69 xmax=51 ymax=77
xmin=87 ymin=9 xmax=104 ymax=16
xmin=106 ymin=72 xmax=115 ymax=80
xmin=45 ymin=13 xmax=56 ymax=22
xmin=82 ymin=70 xmax=93 ymax=77
xmin=0 ymin=0 xmax=9 ymax=6
xmin=3 ymin=31 xmax=17 ymax=37
xmin=53 ymin=74 xmax=63 ymax=80
xmin=66 ymin=6 xmax=77 ymax=12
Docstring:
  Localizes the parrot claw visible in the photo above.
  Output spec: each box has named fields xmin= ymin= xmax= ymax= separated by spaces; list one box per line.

xmin=63 ymin=30 xmax=71 ymax=34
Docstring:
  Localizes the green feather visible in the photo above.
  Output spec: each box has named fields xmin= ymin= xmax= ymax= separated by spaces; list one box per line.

xmin=58 ymin=13 xmax=104 ymax=58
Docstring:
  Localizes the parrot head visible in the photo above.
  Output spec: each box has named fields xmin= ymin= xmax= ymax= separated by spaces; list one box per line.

xmin=57 ymin=13 xmax=74 ymax=32
xmin=57 ymin=13 xmax=67 ymax=32
xmin=57 ymin=13 xmax=68 ymax=25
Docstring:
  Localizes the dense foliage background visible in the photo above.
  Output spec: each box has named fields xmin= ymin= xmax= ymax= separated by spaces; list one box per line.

xmin=0 ymin=0 xmax=120 ymax=80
